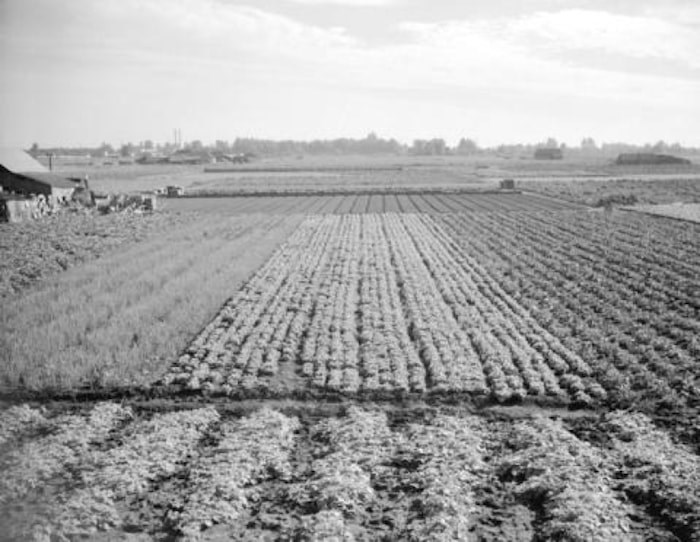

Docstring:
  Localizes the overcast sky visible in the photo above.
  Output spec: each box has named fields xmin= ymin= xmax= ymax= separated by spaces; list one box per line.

xmin=1 ymin=0 xmax=699 ymax=147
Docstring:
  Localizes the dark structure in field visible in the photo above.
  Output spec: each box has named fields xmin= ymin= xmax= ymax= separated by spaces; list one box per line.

xmin=166 ymin=185 xmax=185 ymax=197
xmin=0 ymin=148 xmax=76 ymax=201
xmin=167 ymin=150 xmax=215 ymax=165
xmin=534 ymin=147 xmax=563 ymax=160
xmin=615 ymin=153 xmax=691 ymax=166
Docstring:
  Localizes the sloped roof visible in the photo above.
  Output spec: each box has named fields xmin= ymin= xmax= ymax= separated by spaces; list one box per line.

xmin=0 ymin=148 xmax=48 ymax=173
xmin=17 ymin=171 xmax=76 ymax=189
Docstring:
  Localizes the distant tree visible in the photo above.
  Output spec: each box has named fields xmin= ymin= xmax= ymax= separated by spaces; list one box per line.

xmin=410 ymin=139 xmax=447 ymax=155
xmin=189 ymin=140 xmax=204 ymax=151
xmin=652 ymin=140 xmax=668 ymax=153
xmin=410 ymin=140 xmax=427 ymax=155
xmin=456 ymin=138 xmax=479 ymax=155
xmin=545 ymin=137 xmax=558 ymax=148
xmin=581 ymin=137 xmax=597 ymax=150
xmin=95 ymin=142 xmax=114 ymax=157
xmin=428 ymin=138 xmax=447 ymax=155
xmin=144 ymin=140 xmax=154 ymax=150
xmin=119 ymin=143 xmax=136 ymax=157
xmin=29 ymin=142 xmax=40 ymax=155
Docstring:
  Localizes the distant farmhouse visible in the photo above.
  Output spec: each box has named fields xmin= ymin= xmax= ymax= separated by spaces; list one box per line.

xmin=0 ymin=148 xmax=77 ymax=201
xmin=534 ymin=147 xmax=563 ymax=160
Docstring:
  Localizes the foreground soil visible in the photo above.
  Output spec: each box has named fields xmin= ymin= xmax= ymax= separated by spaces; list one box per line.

xmin=1 ymin=400 xmax=698 ymax=541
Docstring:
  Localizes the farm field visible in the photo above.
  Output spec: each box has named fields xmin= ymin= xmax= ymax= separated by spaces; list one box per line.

xmin=162 ymin=192 xmax=582 ymax=214
xmin=0 ymin=211 xmax=192 ymax=299
xmin=186 ymin=168 xmax=488 ymax=195
xmin=161 ymin=210 xmax=699 ymax=412
xmin=55 ymin=157 xmax=492 ymax=195
xmin=521 ymin=177 xmax=700 ymax=206
xmin=1 ymin=169 xmax=699 ymax=540
xmin=0 ymin=213 xmax=303 ymax=391
xmin=53 ymin=155 xmax=700 ymax=197
xmin=1 ymin=402 xmax=698 ymax=541
xmin=51 ymin=163 xmax=205 ymax=194
xmin=625 ymin=202 xmax=700 ymax=224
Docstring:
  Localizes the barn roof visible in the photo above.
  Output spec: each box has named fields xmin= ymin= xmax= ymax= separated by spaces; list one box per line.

xmin=16 ymin=171 xmax=76 ymax=189
xmin=0 ymin=148 xmax=47 ymax=173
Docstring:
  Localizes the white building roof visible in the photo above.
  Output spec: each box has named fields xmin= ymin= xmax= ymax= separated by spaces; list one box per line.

xmin=0 ymin=148 xmax=48 ymax=173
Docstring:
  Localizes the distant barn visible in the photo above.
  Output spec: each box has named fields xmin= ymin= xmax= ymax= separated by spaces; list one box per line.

xmin=0 ymin=148 xmax=76 ymax=201
xmin=534 ymin=148 xmax=563 ymax=160
xmin=615 ymin=153 xmax=691 ymax=166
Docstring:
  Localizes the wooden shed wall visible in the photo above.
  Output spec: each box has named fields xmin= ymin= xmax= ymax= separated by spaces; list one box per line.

xmin=0 ymin=167 xmax=52 ymax=196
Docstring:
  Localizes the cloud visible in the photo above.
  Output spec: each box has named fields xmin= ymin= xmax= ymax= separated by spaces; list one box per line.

xmin=642 ymin=3 xmax=700 ymax=25
xmin=377 ymin=9 xmax=700 ymax=106
xmin=1 ymin=0 xmax=699 ymax=146
xmin=279 ymin=0 xmax=397 ymax=5
xmin=508 ymin=9 xmax=700 ymax=69
xmin=0 ymin=0 xmax=358 ymax=65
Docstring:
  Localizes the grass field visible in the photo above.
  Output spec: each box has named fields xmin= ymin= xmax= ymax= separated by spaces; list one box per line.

xmin=160 ymin=210 xmax=699 ymax=410
xmin=625 ymin=202 xmax=700 ymax=223
xmin=0 ymin=211 xmax=193 ymax=298
xmin=161 ymin=192 xmax=582 ymax=214
xmin=0 ymin=213 xmax=303 ymax=391
xmin=522 ymin=177 xmax=700 ymax=206
xmin=53 ymin=154 xmax=700 ymax=197
xmin=1 ymin=159 xmax=699 ymax=541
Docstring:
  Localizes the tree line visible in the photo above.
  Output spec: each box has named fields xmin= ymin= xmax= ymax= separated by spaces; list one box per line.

xmin=28 ymin=134 xmax=698 ymax=158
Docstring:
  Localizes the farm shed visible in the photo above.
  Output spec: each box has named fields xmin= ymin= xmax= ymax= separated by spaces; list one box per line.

xmin=615 ymin=153 xmax=691 ymax=166
xmin=0 ymin=195 xmax=36 ymax=223
xmin=0 ymin=148 xmax=76 ymax=201
xmin=534 ymin=148 xmax=563 ymax=160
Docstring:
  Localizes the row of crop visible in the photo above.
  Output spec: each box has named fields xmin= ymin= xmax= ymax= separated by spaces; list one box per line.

xmin=382 ymin=215 xmax=490 ymax=392
xmin=357 ymin=215 xmax=426 ymax=391
xmin=500 ymin=210 xmax=699 ymax=315
xmin=3 ymin=404 xmax=694 ymax=539
xmin=443 ymin=212 xmax=697 ymax=349
xmin=437 ymin=211 xmax=699 ymax=403
xmin=602 ymin=412 xmax=700 ymax=539
xmin=404 ymin=214 xmax=605 ymax=402
xmin=463 ymin=213 xmax=678 ymax=398
xmin=161 ymin=216 xmax=336 ymax=391
xmin=163 ymin=210 xmax=698 ymax=400
xmin=163 ymin=213 xmax=634 ymax=399
xmin=0 ymin=403 xmax=132 ymax=507
xmin=224 ymin=215 xmax=337 ymax=389
xmin=0 ymin=211 xmax=191 ymax=299
xmin=169 ymin=408 xmax=300 ymax=537
xmin=300 ymin=216 xmax=362 ymax=391
xmin=499 ymin=416 xmax=636 ymax=541
xmin=291 ymin=406 xmax=487 ymax=540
